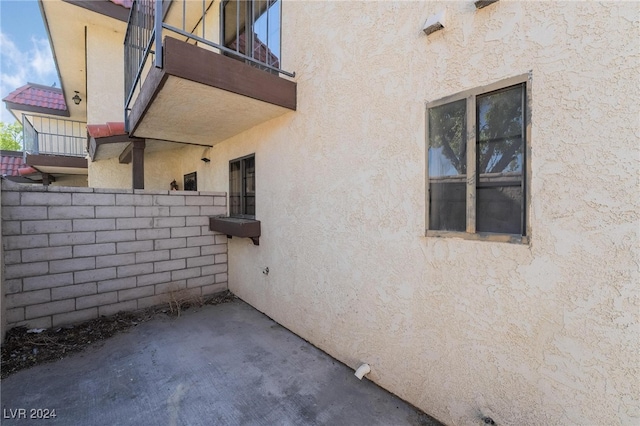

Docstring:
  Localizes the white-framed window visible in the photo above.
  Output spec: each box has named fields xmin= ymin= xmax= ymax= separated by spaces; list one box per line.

xmin=426 ymin=74 xmax=531 ymax=243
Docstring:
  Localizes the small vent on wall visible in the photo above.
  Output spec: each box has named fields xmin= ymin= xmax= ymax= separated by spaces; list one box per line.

xmin=422 ymin=11 xmax=445 ymax=36
xmin=475 ymin=0 xmax=499 ymax=9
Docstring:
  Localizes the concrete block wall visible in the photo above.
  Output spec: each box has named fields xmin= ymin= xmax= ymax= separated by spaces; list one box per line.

xmin=1 ymin=179 xmax=228 ymax=331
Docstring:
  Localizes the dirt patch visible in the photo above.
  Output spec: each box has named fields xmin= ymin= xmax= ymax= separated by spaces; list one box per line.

xmin=1 ymin=291 xmax=236 ymax=379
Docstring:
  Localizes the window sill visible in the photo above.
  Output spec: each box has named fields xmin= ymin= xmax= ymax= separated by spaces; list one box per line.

xmin=209 ymin=216 xmax=261 ymax=245
xmin=425 ymin=230 xmax=529 ymax=245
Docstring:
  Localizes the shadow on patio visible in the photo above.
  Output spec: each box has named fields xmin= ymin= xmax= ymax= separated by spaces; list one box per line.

xmin=1 ymin=298 xmax=443 ymax=426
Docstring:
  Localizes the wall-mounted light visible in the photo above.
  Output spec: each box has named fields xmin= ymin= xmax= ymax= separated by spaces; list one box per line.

xmin=423 ymin=11 xmax=445 ymax=36
xmin=201 ymin=147 xmax=211 ymax=162
xmin=72 ymin=91 xmax=82 ymax=105
xmin=475 ymin=0 xmax=498 ymax=10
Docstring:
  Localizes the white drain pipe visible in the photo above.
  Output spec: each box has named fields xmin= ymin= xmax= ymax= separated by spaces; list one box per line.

xmin=354 ymin=363 xmax=371 ymax=380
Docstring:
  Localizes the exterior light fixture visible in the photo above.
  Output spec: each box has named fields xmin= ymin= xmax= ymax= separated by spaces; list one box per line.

xmin=423 ymin=11 xmax=445 ymax=35
xmin=72 ymin=91 xmax=82 ymax=105
xmin=475 ymin=0 xmax=498 ymax=9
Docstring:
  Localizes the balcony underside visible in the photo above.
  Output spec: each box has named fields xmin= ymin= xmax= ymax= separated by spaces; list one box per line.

xmin=128 ymin=37 xmax=296 ymax=146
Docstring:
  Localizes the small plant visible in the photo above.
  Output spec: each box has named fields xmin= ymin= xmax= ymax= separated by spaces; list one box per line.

xmin=167 ymin=288 xmax=204 ymax=317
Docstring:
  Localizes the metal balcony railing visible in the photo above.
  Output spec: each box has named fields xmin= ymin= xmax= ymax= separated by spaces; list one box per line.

xmin=22 ymin=114 xmax=87 ymax=157
xmin=124 ymin=0 xmax=294 ymax=130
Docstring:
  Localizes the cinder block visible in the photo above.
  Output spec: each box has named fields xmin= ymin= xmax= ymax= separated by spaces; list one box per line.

xmin=153 ymin=195 xmax=185 ymax=206
xmin=154 ymin=259 xmax=185 ymax=273
xmin=117 ymin=263 xmax=154 ymax=278
xmin=96 ymin=206 xmax=135 ymax=218
xmin=52 ymin=308 xmax=98 ymax=327
xmin=116 ymin=240 xmax=153 ymax=254
xmin=200 ymin=225 xmax=214 ymax=235
xmin=1 ymin=190 xmax=20 ymax=205
xmin=201 ymin=263 xmax=227 ymax=275
xmin=215 ymin=234 xmax=228 ymax=244
xmin=215 ymin=273 xmax=228 ymax=284
xmin=96 ymin=230 xmax=135 ymax=243
xmin=23 ymin=220 xmax=72 ymax=234
xmin=116 ymin=217 xmax=153 ymax=230
xmin=137 ymin=272 xmax=171 ymax=286
xmin=116 ymin=193 xmax=153 ymax=206
xmin=215 ymin=254 xmax=228 ymax=264
xmin=26 ymin=299 xmax=75 ymax=319
xmin=185 ymin=196 xmax=214 ymax=206
xmin=154 ymin=238 xmax=186 ymax=250
xmin=52 ymin=283 xmax=97 ymax=300
xmin=136 ymin=250 xmax=170 ymax=263
xmin=5 ymin=234 xmax=49 ymax=250
xmin=73 ymin=218 xmax=116 ymax=232
xmin=4 ymin=249 xmax=21 ymax=265
xmin=23 ymin=272 xmax=73 ymax=291
xmin=135 ymin=206 xmax=169 ymax=217
xmin=213 ymin=196 xmax=226 ymax=206
xmin=171 ymin=226 xmax=201 ymax=238
xmin=50 ymin=257 xmax=96 ymax=274
xmin=5 ymin=279 xmax=22 ymax=294
xmin=170 ymin=206 xmax=200 ymax=217
xmin=98 ymin=300 xmax=137 ymax=317
xmin=201 ymin=244 xmax=227 ymax=256
xmin=187 ymin=255 xmax=216 ymax=268
xmin=76 ymin=291 xmax=118 ymax=309
xmin=2 ymin=220 xmax=21 ymax=235
xmin=97 ymin=277 xmax=136 ymax=293
xmin=48 ymin=206 xmax=94 ymax=219
xmin=187 ymin=236 xmax=214 ymax=247
xmin=118 ymin=286 xmax=154 ymax=302
xmin=72 ymin=193 xmax=115 ymax=206
xmin=22 ymin=246 xmax=72 ymax=263
xmin=5 ymin=261 xmax=48 ymax=279
xmin=3 ymin=206 xmax=48 ymax=220
xmin=73 ymin=243 xmax=116 ymax=257
xmin=201 ymin=283 xmax=227 ymax=295
xmin=49 ymin=232 xmax=95 ymax=246
xmin=200 ymin=206 xmax=227 ymax=216
xmin=75 ymin=267 xmax=117 ymax=284
xmin=187 ymin=275 xmax=215 ymax=288
xmin=4 ymin=289 xmax=51 ymax=308
xmin=14 ymin=316 xmax=52 ymax=330
xmin=171 ymin=247 xmax=200 ymax=260
xmin=96 ymin=253 xmax=137 ymax=268
xmin=186 ymin=216 xmax=209 ymax=226
xmin=137 ymin=294 xmax=169 ymax=309
xmin=153 ymin=217 xmax=185 ymax=228
xmin=136 ymin=228 xmax=170 ymax=240
xmin=172 ymin=268 xmax=201 ymax=281
xmin=154 ymin=281 xmax=186 ymax=295
xmin=22 ymin=192 xmax=71 ymax=205
xmin=6 ymin=307 xmax=25 ymax=323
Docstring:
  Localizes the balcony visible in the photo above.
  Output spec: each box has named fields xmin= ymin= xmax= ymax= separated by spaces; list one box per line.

xmin=124 ymin=0 xmax=297 ymax=146
xmin=20 ymin=114 xmax=88 ymax=181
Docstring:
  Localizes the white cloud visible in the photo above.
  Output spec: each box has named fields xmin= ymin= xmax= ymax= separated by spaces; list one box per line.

xmin=0 ymin=31 xmax=59 ymax=123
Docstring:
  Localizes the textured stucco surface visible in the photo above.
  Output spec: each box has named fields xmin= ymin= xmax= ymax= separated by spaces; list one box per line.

xmin=89 ymin=1 xmax=639 ymax=424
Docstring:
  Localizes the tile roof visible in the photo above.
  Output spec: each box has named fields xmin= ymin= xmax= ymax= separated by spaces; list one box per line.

xmin=87 ymin=122 xmax=127 ymax=138
xmin=0 ymin=152 xmax=27 ymax=177
xmin=2 ymin=83 xmax=68 ymax=113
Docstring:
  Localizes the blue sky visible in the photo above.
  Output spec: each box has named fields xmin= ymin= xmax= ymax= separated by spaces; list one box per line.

xmin=0 ymin=0 xmax=59 ymax=123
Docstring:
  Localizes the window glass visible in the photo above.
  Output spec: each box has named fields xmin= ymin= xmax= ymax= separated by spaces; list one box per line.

xmin=428 ymin=99 xmax=466 ymax=231
xmin=243 ymin=156 xmax=255 ymax=217
xmin=229 ymin=160 xmax=242 ymax=216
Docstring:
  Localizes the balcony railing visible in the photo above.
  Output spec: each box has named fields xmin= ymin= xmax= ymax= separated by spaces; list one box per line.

xmin=124 ymin=0 xmax=294 ymax=130
xmin=22 ymin=114 xmax=87 ymax=157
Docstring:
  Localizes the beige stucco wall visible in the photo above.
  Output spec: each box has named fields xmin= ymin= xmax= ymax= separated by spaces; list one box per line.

xmin=86 ymin=24 xmax=126 ymax=125
xmin=85 ymin=1 xmax=638 ymax=424
xmin=198 ymin=1 xmax=638 ymax=425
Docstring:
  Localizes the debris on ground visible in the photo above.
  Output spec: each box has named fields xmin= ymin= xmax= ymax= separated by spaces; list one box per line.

xmin=1 ymin=291 xmax=236 ymax=379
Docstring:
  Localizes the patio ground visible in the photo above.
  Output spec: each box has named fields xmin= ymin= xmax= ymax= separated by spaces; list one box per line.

xmin=0 ymin=299 xmax=443 ymax=425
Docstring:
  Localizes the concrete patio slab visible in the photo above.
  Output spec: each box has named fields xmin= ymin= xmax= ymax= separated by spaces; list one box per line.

xmin=1 ymin=300 xmax=442 ymax=425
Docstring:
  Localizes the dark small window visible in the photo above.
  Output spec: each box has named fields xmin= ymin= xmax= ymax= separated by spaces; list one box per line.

xmin=184 ymin=172 xmax=197 ymax=191
xmin=229 ymin=154 xmax=255 ymax=218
